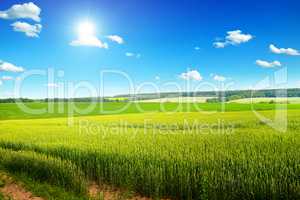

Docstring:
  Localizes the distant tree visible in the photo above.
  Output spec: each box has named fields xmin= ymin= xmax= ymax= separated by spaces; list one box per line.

xmin=226 ymin=95 xmax=243 ymax=102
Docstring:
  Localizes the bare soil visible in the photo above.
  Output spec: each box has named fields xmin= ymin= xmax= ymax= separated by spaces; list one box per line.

xmin=89 ymin=182 xmax=159 ymax=200
xmin=0 ymin=172 xmax=43 ymax=200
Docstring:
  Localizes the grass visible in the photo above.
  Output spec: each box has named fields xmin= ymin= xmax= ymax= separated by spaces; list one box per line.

xmin=0 ymin=170 xmax=88 ymax=200
xmin=0 ymin=107 xmax=299 ymax=199
xmin=1 ymin=101 xmax=300 ymax=120
xmin=18 ymin=176 xmax=89 ymax=200
xmin=0 ymin=149 xmax=87 ymax=194
xmin=105 ymin=97 xmax=129 ymax=101
xmin=229 ymin=97 xmax=300 ymax=104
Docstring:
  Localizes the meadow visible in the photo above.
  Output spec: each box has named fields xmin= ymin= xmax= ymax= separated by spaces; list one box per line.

xmin=1 ymin=101 xmax=300 ymax=120
xmin=135 ymin=97 xmax=215 ymax=103
xmin=229 ymin=97 xmax=300 ymax=104
xmin=0 ymin=102 xmax=299 ymax=199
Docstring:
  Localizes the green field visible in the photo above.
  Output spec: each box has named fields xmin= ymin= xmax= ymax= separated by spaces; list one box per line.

xmin=105 ymin=97 xmax=129 ymax=101
xmin=136 ymin=97 xmax=215 ymax=103
xmin=229 ymin=97 xmax=300 ymax=104
xmin=1 ymin=102 xmax=300 ymax=120
xmin=0 ymin=102 xmax=299 ymax=199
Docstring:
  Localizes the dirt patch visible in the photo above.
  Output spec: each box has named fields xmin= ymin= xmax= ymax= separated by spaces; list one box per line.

xmin=1 ymin=184 xmax=44 ymax=200
xmin=0 ymin=172 xmax=44 ymax=200
xmin=89 ymin=182 xmax=153 ymax=200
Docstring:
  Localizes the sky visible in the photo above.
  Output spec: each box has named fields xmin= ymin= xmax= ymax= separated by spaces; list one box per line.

xmin=0 ymin=0 xmax=300 ymax=98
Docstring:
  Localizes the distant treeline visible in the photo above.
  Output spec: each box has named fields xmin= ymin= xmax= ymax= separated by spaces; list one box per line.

xmin=116 ymin=88 xmax=300 ymax=101
xmin=207 ymin=88 xmax=296 ymax=103
xmin=0 ymin=98 xmax=35 ymax=103
xmin=42 ymin=98 xmax=128 ymax=102
xmin=0 ymin=97 xmax=129 ymax=104
xmin=1 ymin=88 xmax=300 ymax=103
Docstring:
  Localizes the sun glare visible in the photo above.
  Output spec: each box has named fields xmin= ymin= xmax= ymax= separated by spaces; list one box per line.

xmin=78 ymin=21 xmax=95 ymax=38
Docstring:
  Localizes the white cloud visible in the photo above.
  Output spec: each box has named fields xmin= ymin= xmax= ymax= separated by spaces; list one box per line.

xmin=70 ymin=21 xmax=109 ymax=49
xmin=70 ymin=35 xmax=108 ymax=49
xmin=0 ymin=2 xmax=41 ymax=22
xmin=214 ymin=30 xmax=253 ymax=48
xmin=1 ymin=76 xmax=13 ymax=81
xmin=213 ymin=74 xmax=226 ymax=81
xmin=126 ymin=52 xmax=134 ymax=57
xmin=45 ymin=83 xmax=59 ymax=88
xmin=213 ymin=42 xmax=227 ymax=48
xmin=11 ymin=21 xmax=42 ymax=37
xmin=126 ymin=52 xmax=141 ymax=58
xmin=107 ymin=35 xmax=124 ymax=44
xmin=256 ymin=59 xmax=281 ymax=68
xmin=226 ymin=30 xmax=253 ymax=44
xmin=0 ymin=60 xmax=24 ymax=72
xmin=269 ymin=44 xmax=300 ymax=56
xmin=179 ymin=70 xmax=202 ymax=81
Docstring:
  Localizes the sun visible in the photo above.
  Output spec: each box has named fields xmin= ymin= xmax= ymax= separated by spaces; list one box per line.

xmin=78 ymin=21 xmax=95 ymax=38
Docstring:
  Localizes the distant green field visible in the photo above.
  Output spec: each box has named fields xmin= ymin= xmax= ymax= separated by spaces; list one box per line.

xmin=105 ymin=97 xmax=129 ymax=101
xmin=136 ymin=96 xmax=215 ymax=103
xmin=230 ymin=97 xmax=300 ymax=104
xmin=0 ymin=102 xmax=300 ymax=120
xmin=0 ymin=110 xmax=299 ymax=199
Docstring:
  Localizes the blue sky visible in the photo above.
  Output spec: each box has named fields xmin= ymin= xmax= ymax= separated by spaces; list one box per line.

xmin=0 ymin=0 xmax=300 ymax=98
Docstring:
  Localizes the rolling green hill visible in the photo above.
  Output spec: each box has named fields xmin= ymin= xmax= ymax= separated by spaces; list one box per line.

xmin=0 ymin=102 xmax=299 ymax=120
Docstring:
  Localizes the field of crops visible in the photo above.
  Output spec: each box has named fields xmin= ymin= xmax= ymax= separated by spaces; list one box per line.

xmin=136 ymin=97 xmax=215 ymax=103
xmin=229 ymin=97 xmax=300 ymax=104
xmin=1 ymin=102 xmax=300 ymax=120
xmin=0 ymin=102 xmax=299 ymax=199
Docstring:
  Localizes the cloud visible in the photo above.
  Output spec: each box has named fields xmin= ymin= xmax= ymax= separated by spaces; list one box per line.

xmin=0 ymin=60 xmax=24 ymax=72
xmin=269 ymin=44 xmax=300 ymax=56
xmin=214 ymin=30 xmax=253 ymax=48
xmin=126 ymin=52 xmax=141 ymax=58
xmin=45 ymin=83 xmax=59 ymax=88
xmin=213 ymin=42 xmax=227 ymax=48
xmin=0 ymin=2 xmax=41 ymax=22
xmin=126 ymin=52 xmax=134 ymax=57
xmin=107 ymin=35 xmax=124 ymax=44
xmin=70 ymin=21 xmax=110 ymax=49
xmin=226 ymin=30 xmax=253 ymax=44
xmin=256 ymin=59 xmax=281 ymax=68
xmin=0 ymin=92 xmax=15 ymax=98
xmin=296 ymin=81 xmax=300 ymax=88
xmin=179 ymin=70 xmax=202 ymax=81
xmin=213 ymin=74 xmax=226 ymax=81
xmin=11 ymin=21 xmax=42 ymax=37
xmin=70 ymin=36 xmax=108 ymax=49
xmin=1 ymin=76 xmax=13 ymax=81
